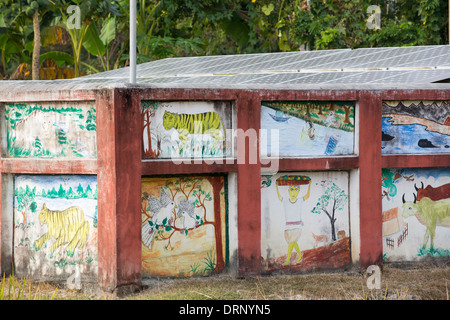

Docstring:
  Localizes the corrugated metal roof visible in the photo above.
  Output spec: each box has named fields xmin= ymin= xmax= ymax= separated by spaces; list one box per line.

xmin=1 ymin=45 xmax=450 ymax=93
xmin=77 ymin=45 xmax=450 ymax=85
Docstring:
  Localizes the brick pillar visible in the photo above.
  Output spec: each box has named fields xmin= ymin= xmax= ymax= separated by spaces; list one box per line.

xmin=358 ymin=91 xmax=383 ymax=268
xmin=97 ymin=89 xmax=142 ymax=293
xmin=236 ymin=92 xmax=261 ymax=275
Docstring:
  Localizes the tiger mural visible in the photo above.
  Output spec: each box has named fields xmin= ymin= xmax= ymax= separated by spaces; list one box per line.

xmin=34 ymin=203 xmax=90 ymax=257
xmin=162 ymin=110 xmax=226 ymax=150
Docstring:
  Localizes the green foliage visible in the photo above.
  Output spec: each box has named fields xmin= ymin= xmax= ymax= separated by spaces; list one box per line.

xmin=0 ymin=0 xmax=448 ymax=79
xmin=16 ymin=183 xmax=97 ymax=200
xmin=311 ymin=182 xmax=348 ymax=241
xmin=15 ymin=185 xmax=38 ymax=214
xmin=292 ymin=0 xmax=449 ymax=50
xmin=417 ymin=246 xmax=450 ymax=257
xmin=85 ymin=107 xmax=96 ymax=131
xmin=189 ymin=250 xmax=217 ymax=276
xmin=312 ymin=183 xmax=348 ymax=214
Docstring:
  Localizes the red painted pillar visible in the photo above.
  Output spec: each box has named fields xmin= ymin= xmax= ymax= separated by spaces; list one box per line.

xmin=97 ymin=89 xmax=142 ymax=293
xmin=236 ymin=92 xmax=261 ymax=276
xmin=358 ymin=91 xmax=383 ymax=268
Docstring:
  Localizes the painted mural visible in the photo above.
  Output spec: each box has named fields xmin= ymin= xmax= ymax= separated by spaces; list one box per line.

xmin=3 ymin=102 xmax=96 ymax=159
xmin=141 ymin=175 xmax=227 ymax=277
xmin=141 ymin=101 xmax=233 ymax=159
xmin=13 ymin=175 xmax=98 ymax=280
xmin=261 ymin=171 xmax=350 ymax=273
xmin=382 ymin=168 xmax=450 ymax=261
xmin=261 ymin=101 xmax=355 ymax=157
xmin=382 ymin=101 xmax=450 ymax=154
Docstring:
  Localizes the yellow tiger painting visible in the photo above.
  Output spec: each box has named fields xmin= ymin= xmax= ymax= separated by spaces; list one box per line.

xmin=162 ymin=110 xmax=226 ymax=149
xmin=34 ymin=203 xmax=90 ymax=257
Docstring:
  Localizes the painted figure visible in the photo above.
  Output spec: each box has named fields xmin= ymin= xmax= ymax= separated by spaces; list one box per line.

xmin=276 ymin=176 xmax=312 ymax=265
xmin=34 ymin=203 xmax=89 ymax=257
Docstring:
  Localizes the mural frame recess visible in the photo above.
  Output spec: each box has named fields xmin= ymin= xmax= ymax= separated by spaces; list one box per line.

xmin=261 ymin=101 xmax=356 ymax=158
xmin=381 ymin=167 xmax=450 ymax=262
xmin=260 ymin=171 xmax=351 ymax=274
xmin=13 ymin=174 xmax=98 ymax=281
xmin=141 ymin=174 xmax=229 ymax=278
xmin=1 ymin=101 xmax=97 ymax=159
xmin=141 ymin=101 xmax=235 ymax=160
xmin=382 ymin=100 xmax=450 ymax=155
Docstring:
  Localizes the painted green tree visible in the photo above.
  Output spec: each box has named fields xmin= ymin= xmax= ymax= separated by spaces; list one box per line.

xmin=311 ymin=183 xmax=348 ymax=241
xmin=15 ymin=185 xmax=37 ymax=228
xmin=85 ymin=108 xmax=96 ymax=131
xmin=33 ymin=136 xmax=42 ymax=156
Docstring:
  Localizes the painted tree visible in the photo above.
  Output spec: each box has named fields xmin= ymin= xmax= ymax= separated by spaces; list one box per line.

xmin=33 ymin=136 xmax=42 ymax=155
xmin=311 ymin=183 xmax=348 ymax=241
xmin=15 ymin=185 xmax=37 ymax=227
xmin=85 ymin=108 xmax=96 ymax=131
xmin=141 ymin=176 xmax=225 ymax=274
xmin=76 ymin=183 xmax=84 ymax=196
xmin=141 ymin=102 xmax=160 ymax=158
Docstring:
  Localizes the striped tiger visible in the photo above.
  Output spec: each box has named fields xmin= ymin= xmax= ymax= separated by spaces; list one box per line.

xmin=162 ymin=110 xmax=226 ymax=150
xmin=34 ymin=203 xmax=90 ymax=257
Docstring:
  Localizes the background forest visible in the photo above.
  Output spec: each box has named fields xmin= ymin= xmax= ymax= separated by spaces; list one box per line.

xmin=0 ymin=0 xmax=448 ymax=80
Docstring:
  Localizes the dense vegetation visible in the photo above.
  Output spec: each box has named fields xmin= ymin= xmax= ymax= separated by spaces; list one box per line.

xmin=0 ymin=0 xmax=447 ymax=80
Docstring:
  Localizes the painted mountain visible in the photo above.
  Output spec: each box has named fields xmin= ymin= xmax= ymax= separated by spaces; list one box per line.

xmin=382 ymin=101 xmax=450 ymax=154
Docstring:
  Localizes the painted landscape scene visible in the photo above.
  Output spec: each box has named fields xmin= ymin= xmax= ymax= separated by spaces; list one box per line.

xmin=141 ymin=176 xmax=227 ymax=277
xmin=142 ymin=101 xmax=233 ymax=159
xmin=13 ymin=175 xmax=98 ymax=280
xmin=260 ymin=171 xmax=351 ymax=274
xmin=261 ymin=101 xmax=355 ymax=157
xmin=382 ymin=101 xmax=450 ymax=154
xmin=4 ymin=102 xmax=97 ymax=159
xmin=382 ymin=167 xmax=450 ymax=261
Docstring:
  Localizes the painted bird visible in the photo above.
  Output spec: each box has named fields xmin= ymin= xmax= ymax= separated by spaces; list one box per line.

xmin=142 ymin=187 xmax=176 ymax=250
xmin=176 ymin=199 xmax=197 ymax=230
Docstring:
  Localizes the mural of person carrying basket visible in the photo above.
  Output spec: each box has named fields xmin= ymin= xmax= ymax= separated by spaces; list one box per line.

xmin=276 ymin=175 xmax=312 ymax=265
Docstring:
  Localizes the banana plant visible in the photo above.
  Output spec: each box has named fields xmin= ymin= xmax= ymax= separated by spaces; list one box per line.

xmin=53 ymin=0 xmax=120 ymax=77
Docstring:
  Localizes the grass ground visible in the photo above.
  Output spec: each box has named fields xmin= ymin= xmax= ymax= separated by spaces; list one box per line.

xmin=1 ymin=262 xmax=449 ymax=300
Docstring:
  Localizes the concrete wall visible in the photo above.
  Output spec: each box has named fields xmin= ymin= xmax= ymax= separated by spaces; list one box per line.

xmin=0 ymin=85 xmax=449 ymax=293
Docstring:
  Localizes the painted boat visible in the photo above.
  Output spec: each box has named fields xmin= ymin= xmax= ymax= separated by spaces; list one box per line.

xmin=269 ymin=111 xmax=290 ymax=122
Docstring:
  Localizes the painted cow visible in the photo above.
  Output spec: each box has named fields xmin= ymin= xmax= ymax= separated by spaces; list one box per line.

xmin=414 ymin=182 xmax=450 ymax=201
xmin=402 ymin=194 xmax=450 ymax=250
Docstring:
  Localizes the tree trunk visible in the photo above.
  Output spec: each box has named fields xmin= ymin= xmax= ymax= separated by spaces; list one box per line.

xmin=32 ymin=10 xmax=40 ymax=80
xmin=206 ymin=176 xmax=225 ymax=273
xmin=146 ymin=112 xmax=152 ymax=154
xmin=343 ymin=106 xmax=351 ymax=124
xmin=330 ymin=198 xmax=337 ymax=241
xmin=330 ymin=217 xmax=337 ymax=241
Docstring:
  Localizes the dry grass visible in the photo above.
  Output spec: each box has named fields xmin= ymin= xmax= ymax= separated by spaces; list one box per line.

xmin=128 ymin=262 xmax=449 ymax=300
xmin=2 ymin=262 xmax=449 ymax=300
